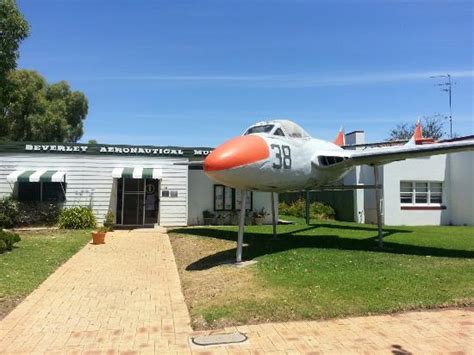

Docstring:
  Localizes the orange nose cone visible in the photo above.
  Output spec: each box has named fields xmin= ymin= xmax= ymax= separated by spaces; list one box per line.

xmin=204 ymin=135 xmax=269 ymax=172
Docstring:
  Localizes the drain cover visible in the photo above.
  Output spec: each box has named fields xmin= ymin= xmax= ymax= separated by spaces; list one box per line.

xmin=192 ymin=332 xmax=248 ymax=346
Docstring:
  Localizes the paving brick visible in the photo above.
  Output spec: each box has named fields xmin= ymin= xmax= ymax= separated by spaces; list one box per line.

xmin=0 ymin=229 xmax=472 ymax=354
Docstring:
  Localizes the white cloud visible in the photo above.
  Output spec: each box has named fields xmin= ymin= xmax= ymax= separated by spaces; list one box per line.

xmin=88 ymin=69 xmax=474 ymax=87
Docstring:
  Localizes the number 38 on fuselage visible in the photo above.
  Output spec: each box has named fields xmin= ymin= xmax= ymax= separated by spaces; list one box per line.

xmin=204 ymin=120 xmax=350 ymax=192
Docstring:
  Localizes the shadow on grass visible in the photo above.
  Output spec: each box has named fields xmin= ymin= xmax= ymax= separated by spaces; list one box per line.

xmin=170 ymin=224 xmax=474 ymax=271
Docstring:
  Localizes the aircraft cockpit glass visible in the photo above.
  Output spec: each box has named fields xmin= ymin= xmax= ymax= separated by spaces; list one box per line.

xmin=273 ymin=128 xmax=285 ymax=136
xmin=243 ymin=120 xmax=311 ymax=139
xmin=278 ymin=120 xmax=310 ymax=139
xmin=244 ymin=124 xmax=274 ymax=135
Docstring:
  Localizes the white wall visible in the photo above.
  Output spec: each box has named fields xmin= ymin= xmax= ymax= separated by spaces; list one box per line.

xmin=344 ymin=131 xmax=366 ymax=223
xmin=187 ymin=169 xmax=277 ymax=225
xmin=448 ymin=151 xmax=474 ymax=225
xmin=361 ymin=165 xmax=381 ymax=224
xmin=188 ymin=170 xmax=215 ymax=225
xmin=0 ymin=153 xmax=189 ymax=227
xmin=382 ymin=155 xmax=450 ymax=226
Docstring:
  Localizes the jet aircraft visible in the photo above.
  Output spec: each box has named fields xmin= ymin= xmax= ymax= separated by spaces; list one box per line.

xmin=200 ymin=119 xmax=474 ymax=262
xmin=204 ymin=119 xmax=474 ymax=192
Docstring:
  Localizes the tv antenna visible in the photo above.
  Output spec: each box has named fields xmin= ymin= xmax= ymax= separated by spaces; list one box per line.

xmin=430 ymin=73 xmax=454 ymax=139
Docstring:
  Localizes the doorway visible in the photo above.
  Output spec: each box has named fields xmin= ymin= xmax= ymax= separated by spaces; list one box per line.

xmin=116 ymin=178 xmax=160 ymax=226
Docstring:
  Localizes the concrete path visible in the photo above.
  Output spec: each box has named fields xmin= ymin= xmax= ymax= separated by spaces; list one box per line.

xmin=0 ymin=229 xmax=472 ymax=354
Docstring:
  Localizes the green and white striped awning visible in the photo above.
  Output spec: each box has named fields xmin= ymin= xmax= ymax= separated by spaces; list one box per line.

xmin=7 ymin=169 xmax=66 ymax=183
xmin=112 ymin=167 xmax=163 ymax=179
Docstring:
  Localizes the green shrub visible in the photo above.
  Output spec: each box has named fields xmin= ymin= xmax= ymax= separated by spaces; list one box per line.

xmin=0 ymin=213 xmax=14 ymax=229
xmin=102 ymin=211 xmax=115 ymax=232
xmin=17 ymin=202 xmax=62 ymax=226
xmin=279 ymin=201 xmax=290 ymax=215
xmin=279 ymin=199 xmax=335 ymax=220
xmin=0 ymin=229 xmax=21 ymax=253
xmin=0 ymin=196 xmax=19 ymax=227
xmin=310 ymin=201 xmax=335 ymax=220
xmin=59 ymin=206 xmax=96 ymax=229
xmin=0 ymin=197 xmax=62 ymax=227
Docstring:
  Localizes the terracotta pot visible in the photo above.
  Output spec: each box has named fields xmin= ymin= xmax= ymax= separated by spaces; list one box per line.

xmin=92 ymin=231 xmax=106 ymax=245
xmin=253 ymin=217 xmax=264 ymax=225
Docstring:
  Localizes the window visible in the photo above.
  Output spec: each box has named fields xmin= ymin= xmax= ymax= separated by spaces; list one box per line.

xmin=17 ymin=182 xmax=66 ymax=202
xmin=273 ymin=128 xmax=285 ymax=136
xmin=244 ymin=125 xmax=274 ymax=135
xmin=214 ymin=185 xmax=253 ymax=211
xmin=400 ymin=181 xmax=443 ymax=205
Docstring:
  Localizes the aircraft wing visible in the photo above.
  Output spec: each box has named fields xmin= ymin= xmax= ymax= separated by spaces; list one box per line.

xmin=316 ymin=139 xmax=474 ymax=168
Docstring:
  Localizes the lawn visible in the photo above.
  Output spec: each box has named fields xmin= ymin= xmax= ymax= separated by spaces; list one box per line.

xmin=0 ymin=229 xmax=91 ymax=319
xmin=169 ymin=217 xmax=474 ymax=329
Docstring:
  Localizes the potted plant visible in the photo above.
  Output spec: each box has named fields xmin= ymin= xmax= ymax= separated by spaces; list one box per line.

xmin=252 ymin=208 xmax=268 ymax=225
xmin=202 ymin=210 xmax=215 ymax=225
xmin=91 ymin=212 xmax=114 ymax=245
xmin=92 ymin=226 xmax=108 ymax=245
xmin=103 ymin=211 xmax=115 ymax=232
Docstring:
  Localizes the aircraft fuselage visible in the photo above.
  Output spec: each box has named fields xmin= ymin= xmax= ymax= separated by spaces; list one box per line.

xmin=204 ymin=133 xmax=351 ymax=192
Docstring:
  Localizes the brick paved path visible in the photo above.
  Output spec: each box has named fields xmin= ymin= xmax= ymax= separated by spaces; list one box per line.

xmin=0 ymin=229 xmax=192 ymax=354
xmin=1 ymin=229 xmax=472 ymax=354
xmin=191 ymin=309 xmax=473 ymax=354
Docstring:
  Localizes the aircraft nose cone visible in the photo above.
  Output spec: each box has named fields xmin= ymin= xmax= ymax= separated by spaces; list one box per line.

xmin=204 ymin=135 xmax=269 ymax=172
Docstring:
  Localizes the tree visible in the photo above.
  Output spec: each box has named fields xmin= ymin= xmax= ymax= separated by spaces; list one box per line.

xmin=0 ymin=0 xmax=29 ymax=109
xmin=0 ymin=70 xmax=88 ymax=142
xmin=388 ymin=115 xmax=447 ymax=141
xmin=87 ymin=139 xmax=98 ymax=144
xmin=0 ymin=0 xmax=29 ymax=77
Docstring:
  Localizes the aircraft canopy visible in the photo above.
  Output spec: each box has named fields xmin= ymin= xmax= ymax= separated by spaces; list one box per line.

xmin=244 ymin=120 xmax=311 ymax=139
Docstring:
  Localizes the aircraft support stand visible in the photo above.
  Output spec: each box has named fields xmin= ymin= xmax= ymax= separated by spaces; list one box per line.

xmin=236 ymin=189 xmax=247 ymax=263
xmin=305 ymin=190 xmax=310 ymax=225
xmin=271 ymin=192 xmax=277 ymax=239
xmin=373 ymin=166 xmax=384 ymax=248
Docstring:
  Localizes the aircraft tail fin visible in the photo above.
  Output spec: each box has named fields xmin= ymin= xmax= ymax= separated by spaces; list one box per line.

xmin=334 ymin=127 xmax=345 ymax=146
xmin=406 ymin=120 xmax=435 ymax=146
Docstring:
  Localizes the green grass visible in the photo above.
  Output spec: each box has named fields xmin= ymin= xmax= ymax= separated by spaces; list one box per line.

xmin=0 ymin=229 xmax=91 ymax=317
xmin=170 ymin=217 xmax=474 ymax=327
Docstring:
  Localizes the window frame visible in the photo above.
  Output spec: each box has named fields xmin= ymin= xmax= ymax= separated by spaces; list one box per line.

xmin=399 ymin=181 xmax=443 ymax=207
xmin=213 ymin=184 xmax=253 ymax=211
xmin=244 ymin=124 xmax=274 ymax=135
xmin=17 ymin=181 xmax=66 ymax=203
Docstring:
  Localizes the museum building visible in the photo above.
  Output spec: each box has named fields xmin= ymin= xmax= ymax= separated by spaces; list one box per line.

xmin=0 ymin=135 xmax=472 ymax=227
xmin=0 ymin=142 xmax=274 ymax=227
xmin=343 ymin=131 xmax=474 ymax=226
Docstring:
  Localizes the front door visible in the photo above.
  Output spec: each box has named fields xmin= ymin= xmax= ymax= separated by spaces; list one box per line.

xmin=117 ymin=178 xmax=159 ymax=225
xmin=144 ymin=179 xmax=159 ymax=224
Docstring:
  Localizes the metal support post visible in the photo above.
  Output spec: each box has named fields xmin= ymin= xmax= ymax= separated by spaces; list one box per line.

xmin=373 ymin=166 xmax=383 ymax=248
xmin=236 ymin=189 xmax=247 ymax=263
xmin=305 ymin=190 xmax=310 ymax=225
xmin=271 ymin=192 xmax=277 ymax=239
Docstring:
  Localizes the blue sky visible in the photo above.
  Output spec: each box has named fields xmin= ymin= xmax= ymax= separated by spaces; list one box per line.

xmin=17 ymin=0 xmax=473 ymax=146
